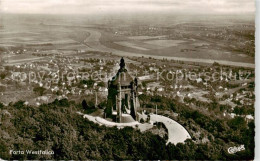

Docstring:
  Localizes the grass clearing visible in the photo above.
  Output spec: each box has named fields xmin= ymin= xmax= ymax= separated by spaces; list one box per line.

xmin=114 ymin=41 xmax=149 ymax=51
xmin=144 ymin=40 xmax=186 ymax=48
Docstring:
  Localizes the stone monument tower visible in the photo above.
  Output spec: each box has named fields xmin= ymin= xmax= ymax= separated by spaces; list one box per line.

xmin=106 ymin=58 xmax=139 ymax=122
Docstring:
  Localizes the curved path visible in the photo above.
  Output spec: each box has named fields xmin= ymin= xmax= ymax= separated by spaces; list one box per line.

xmin=78 ymin=112 xmax=191 ymax=145
xmin=149 ymin=114 xmax=191 ymax=145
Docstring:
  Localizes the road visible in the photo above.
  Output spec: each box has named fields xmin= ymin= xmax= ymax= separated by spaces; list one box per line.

xmin=149 ymin=114 xmax=191 ymax=145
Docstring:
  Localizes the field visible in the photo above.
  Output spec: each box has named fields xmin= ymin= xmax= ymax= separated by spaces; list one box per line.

xmin=99 ymin=31 xmax=254 ymax=64
xmin=0 ymin=23 xmax=91 ymax=52
xmin=0 ymin=14 xmax=255 ymax=68
xmin=144 ymin=40 xmax=186 ymax=48
xmin=114 ymin=41 xmax=149 ymax=51
xmin=114 ymin=39 xmax=187 ymax=50
xmin=128 ymin=35 xmax=167 ymax=40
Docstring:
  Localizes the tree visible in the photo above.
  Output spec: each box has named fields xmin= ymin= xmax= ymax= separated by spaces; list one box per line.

xmin=212 ymin=62 xmax=220 ymax=66
xmin=80 ymin=79 xmax=95 ymax=89
xmin=82 ymin=99 xmax=88 ymax=110
xmin=13 ymin=100 xmax=25 ymax=109
xmin=97 ymin=82 xmax=105 ymax=87
xmin=98 ymin=100 xmax=106 ymax=109
xmin=0 ymin=102 xmax=4 ymax=109
xmin=33 ymin=87 xmax=46 ymax=96
xmin=0 ymin=71 xmax=7 ymax=79
xmin=228 ymin=116 xmax=247 ymax=130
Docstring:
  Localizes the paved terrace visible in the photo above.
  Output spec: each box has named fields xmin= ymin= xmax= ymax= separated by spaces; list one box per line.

xmin=150 ymin=114 xmax=191 ymax=145
xmin=78 ymin=112 xmax=191 ymax=145
xmin=77 ymin=112 xmax=140 ymax=128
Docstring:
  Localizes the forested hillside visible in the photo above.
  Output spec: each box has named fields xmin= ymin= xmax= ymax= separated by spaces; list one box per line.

xmin=0 ymin=98 xmax=254 ymax=160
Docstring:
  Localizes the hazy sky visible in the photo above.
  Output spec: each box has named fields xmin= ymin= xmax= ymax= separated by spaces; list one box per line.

xmin=1 ymin=0 xmax=255 ymax=15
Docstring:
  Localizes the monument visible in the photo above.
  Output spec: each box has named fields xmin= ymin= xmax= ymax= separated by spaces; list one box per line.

xmin=106 ymin=58 xmax=140 ymax=122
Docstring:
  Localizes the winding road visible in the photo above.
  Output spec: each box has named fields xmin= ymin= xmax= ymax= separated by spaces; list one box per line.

xmin=150 ymin=114 xmax=191 ymax=145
